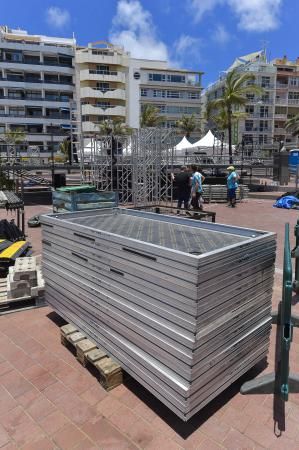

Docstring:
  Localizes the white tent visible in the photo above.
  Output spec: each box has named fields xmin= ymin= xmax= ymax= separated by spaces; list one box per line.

xmin=175 ymin=136 xmax=193 ymax=151
xmin=189 ymin=130 xmax=233 ymax=156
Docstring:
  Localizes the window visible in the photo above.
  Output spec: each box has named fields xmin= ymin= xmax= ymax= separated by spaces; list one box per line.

xmin=166 ymin=91 xmax=181 ymax=98
xmin=167 ymin=74 xmax=185 ymax=83
xmin=246 ymin=94 xmax=255 ymax=101
xmin=153 ymin=90 xmax=165 ymax=98
xmin=8 ymin=90 xmax=23 ymax=99
xmin=148 ymin=73 xmax=166 ymax=82
xmin=259 ymin=120 xmax=268 ymax=131
xmin=96 ymin=82 xmax=110 ymax=91
xmin=141 ymin=89 xmax=148 ymax=97
xmin=82 ymin=115 xmax=89 ymax=122
xmin=290 ymin=77 xmax=299 ymax=86
xmin=0 ymin=126 xmax=5 ymax=134
xmin=260 ymin=106 xmax=269 ymax=118
xmin=289 ymin=92 xmax=299 ymax=100
xmin=245 ymin=120 xmax=254 ymax=132
xmin=188 ymin=92 xmax=200 ymax=99
xmin=245 ymin=105 xmax=254 ymax=115
xmin=261 ymin=76 xmax=271 ymax=88
xmin=96 ymin=102 xmax=111 ymax=108
xmin=9 ymin=107 xmax=25 ymax=116
xmin=262 ymin=93 xmax=270 ymax=102
xmin=26 ymin=91 xmax=41 ymax=99
xmin=96 ymin=65 xmax=109 ymax=73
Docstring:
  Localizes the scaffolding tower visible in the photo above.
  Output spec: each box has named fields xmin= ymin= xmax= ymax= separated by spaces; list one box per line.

xmin=80 ymin=128 xmax=176 ymax=206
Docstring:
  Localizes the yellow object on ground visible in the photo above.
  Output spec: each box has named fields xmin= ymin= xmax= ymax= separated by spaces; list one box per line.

xmin=0 ymin=241 xmax=28 ymax=261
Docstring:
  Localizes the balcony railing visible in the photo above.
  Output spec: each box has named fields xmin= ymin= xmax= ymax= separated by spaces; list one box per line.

xmin=0 ymin=58 xmax=73 ymax=68
xmin=0 ymin=95 xmax=71 ymax=102
xmin=0 ymin=112 xmax=70 ymax=119
xmin=89 ymin=70 xmax=118 ymax=76
xmin=0 ymin=77 xmax=74 ymax=85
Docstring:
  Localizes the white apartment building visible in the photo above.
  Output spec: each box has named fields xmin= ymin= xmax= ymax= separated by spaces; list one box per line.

xmin=206 ymin=51 xmax=277 ymax=148
xmin=76 ymin=41 xmax=203 ymax=135
xmin=0 ymin=25 xmax=76 ymax=159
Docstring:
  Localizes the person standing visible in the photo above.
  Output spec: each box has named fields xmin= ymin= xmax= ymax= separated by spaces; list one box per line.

xmin=191 ymin=165 xmax=205 ymax=211
xmin=172 ymin=166 xmax=191 ymax=213
xmin=226 ymin=165 xmax=239 ymax=207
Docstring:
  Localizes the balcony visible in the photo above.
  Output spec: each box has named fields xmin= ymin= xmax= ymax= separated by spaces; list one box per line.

xmin=275 ymin=98 xmax=288 ymax=105
xmin=274 ymin=113 xmax=287 ymax=119
xmin=81 ymin=104 xmax=126 ymax=117
xmin=80 ymin=87 xmax=126 ymax=101
xmin=0 ymin=77 xmax=74 ymax=86
xmin=274 ymin=127 xmax=286 ymax=133
xmin=76 ymin=51 xmax=125 ymax=66
xmin=288 ymin=99 xmax=299 ymax=106
xmin=0 ymin=95 xmax=71 ymax=104
xmin=82 ymin=121 xmax=98 ymax=133
xmin=276 ymin=83 xmax=289 ymax=89
xmin=79 ymin=69 xmax=126 ymax=83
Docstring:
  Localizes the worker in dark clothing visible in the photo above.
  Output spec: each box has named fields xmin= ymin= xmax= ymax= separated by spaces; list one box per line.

xmin=172 ymin=166 xmax=191 ymax=214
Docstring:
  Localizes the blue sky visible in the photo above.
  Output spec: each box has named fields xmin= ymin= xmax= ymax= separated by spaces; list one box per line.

xmin=1 ymin=0 xmax=298 ymax=86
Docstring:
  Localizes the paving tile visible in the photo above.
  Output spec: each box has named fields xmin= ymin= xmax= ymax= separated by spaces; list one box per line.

xmin=61 ymin=369 xmax=97 ymax=395
xmin=0 ymin=370 xmax=33 ymax=399
xmin=198 ymin=416 xmax=231 ymax=443
xmin=0 ymin=406 xmax=44 ymax=447
xmin=244 ymin=419 xmax=278 ymax=448
xmin=53 ymin=392 xmax=95 ymax=425
xmin=81 ymin=416 xmax=134 ymax=449
xmin=0 ymin=442 xmax=18 ymax=450
xmin=43 ymin=381 xmax=73 ymax=402
xmin=197 ymin=437 xmax=225 ymax=449
xmin=8 ymin=350 xmax=36 ymax=373
xmin=17 ymin=388 xmax=41 ymax=409
xmin=31 ymin=371 xmax=57 ymax=391
xmin=95 ymin=395 xmax=123 ymax=418
xmin=118 ymin=390 xmax=140 ymax=409
xmin=223 ymin=429 xmax=257 ymax=449
xmin=133 ymin=402 xmax=157 ymax=424
xmin=0 ymin=386 xmax=18 ymax=416
xmin=144 ymin=435 xmax=183 ymax=450
xmin=0 ymin=361 xmax=14 ymax=377
xmin=26 ymin=394 xmax=57 ymax=422
xmin=72 ymin=438 xmax=99 ymax=450
xmin=0 ymin=423 xmax=10 ymax=447
xmin=172 ymin=429 xmax=206 ymax=450
xmin=80 ymin=384 xmax=108 ymax=406
xmin=109 ymin=405 xmax=139 ymax=434
xmin=39 ymin=410 xmax=70 ymax=436
xmin=21 ymin=435 xmax=56 ymax=450
xmin=52 ymin=423 xmax=86 ymax=450
xmin=126 ymin=418 xmax=156 ymax=448
xmin=221 ymin=405 xmax=252 ymax=433
xmin=151 ymin=415 xmax=176 ymax=438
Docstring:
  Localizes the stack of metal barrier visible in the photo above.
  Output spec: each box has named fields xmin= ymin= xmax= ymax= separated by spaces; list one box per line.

xmin=41 ymin=208 xmax=276 ymax=421
xmin=202 ymin=185 xmax=249 ymax=202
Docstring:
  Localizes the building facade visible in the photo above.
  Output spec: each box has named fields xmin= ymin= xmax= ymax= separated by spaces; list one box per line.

xmin=0 ymin=25 xmax=76 ymax=159
xmin=76 ymin=41 xmax=203 ymax=136
xmin=205 ymin=51 xmax=299 ymax=151
xmin=205 ymin=51 xmax=277 ymax=148
xmin=272 ymin=56 xmax=299 ymax=145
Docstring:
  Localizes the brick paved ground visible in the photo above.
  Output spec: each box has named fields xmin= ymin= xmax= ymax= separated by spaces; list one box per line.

xmin=0 ymin=199 xmax=299 ymax=449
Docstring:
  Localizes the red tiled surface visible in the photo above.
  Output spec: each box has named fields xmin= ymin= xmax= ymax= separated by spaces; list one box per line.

xmin=0 ymin=200 xmax=299 ymax=449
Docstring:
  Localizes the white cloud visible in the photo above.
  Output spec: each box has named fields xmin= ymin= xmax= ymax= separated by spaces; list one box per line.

xmin=228 ymin=0 xmax=281 ymax=31
xmin=173 ymin=34 xmax=202 ymax=65
xmin=213 ymin=24 xmax=230 ymax=44
xmin=109 ymin=0 xmax=168 ymax=60
xmin=189 ymin=0 xmax=282 ymax=31
xmin=189 ymin=0 xmax=222 ymax=22
xmin=46 ymin=6 xmax=70 ymax=28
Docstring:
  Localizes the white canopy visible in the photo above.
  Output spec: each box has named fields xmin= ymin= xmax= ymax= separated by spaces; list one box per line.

xmin=191 ymin=130 xmax=223 ymax=148
xmin=175 ymin=136 xmax=193 ymax=151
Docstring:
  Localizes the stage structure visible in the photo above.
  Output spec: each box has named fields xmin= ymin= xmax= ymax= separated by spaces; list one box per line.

xmin=80 ymin=128 xmax=176 ymax=206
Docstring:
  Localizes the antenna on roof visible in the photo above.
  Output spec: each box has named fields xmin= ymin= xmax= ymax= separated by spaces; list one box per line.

xmin=260 ymin=40 xmax=269 ymax=62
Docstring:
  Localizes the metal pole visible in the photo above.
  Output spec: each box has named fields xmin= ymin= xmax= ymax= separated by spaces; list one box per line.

xmin=51 ymin=123 xmax=54 ymax=187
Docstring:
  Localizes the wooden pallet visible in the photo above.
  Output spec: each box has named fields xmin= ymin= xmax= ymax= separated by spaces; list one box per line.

xmin=0 ymin=278 xmax=45 ymax=315
xmin=60 ymin=324 xmax=123 ymax=391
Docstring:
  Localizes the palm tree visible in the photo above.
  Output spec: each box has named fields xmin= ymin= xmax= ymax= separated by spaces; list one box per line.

xmin=98 ymin=118 xmax=132 ymax=136
xmin=59 ymin=139 xmax=71 ymax=162
xmin=209 ymin=68 xmax=263 ymax=163
xmin=1 ymin=127 xmax=26 ymax=160
xmin=176 ymin=114 xmax=197 ymax=138
xmin=285 ymin=114 xmax=299 ymax=136
xmin=140 ymin=105 xmax=163 ymax=128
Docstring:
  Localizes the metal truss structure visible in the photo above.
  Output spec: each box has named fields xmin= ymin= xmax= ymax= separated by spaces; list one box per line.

xmin=80 ymin=128 xmax=176 ymax=206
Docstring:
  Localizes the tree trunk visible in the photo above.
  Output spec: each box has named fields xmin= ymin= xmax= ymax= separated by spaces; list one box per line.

xmin=228 ymin=107 xmax=233 ymax=164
